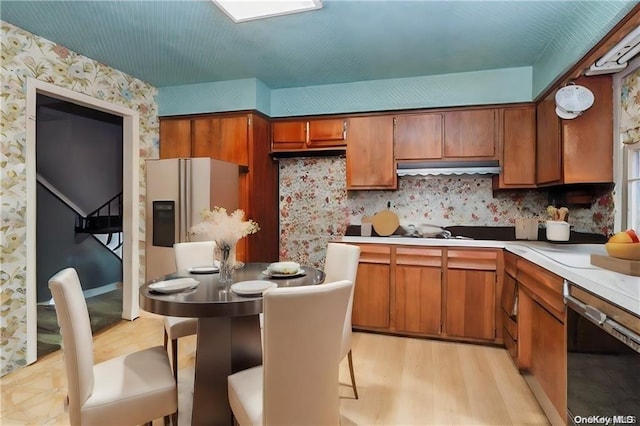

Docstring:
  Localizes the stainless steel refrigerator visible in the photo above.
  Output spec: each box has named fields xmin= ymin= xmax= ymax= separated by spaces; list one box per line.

xmin=145 ymin=158 xmax=239 ymax=281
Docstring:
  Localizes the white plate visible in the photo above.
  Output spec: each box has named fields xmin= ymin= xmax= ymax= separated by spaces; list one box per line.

xmin=262 ymin=268 xmax=307 ymax=278
xmin=231 ymin=280 xmax=277 ymax=296
xmin=188 ymin=266 xmax=219 ymax=274
xmin=149 ymin=278 xmax=199 ymax=294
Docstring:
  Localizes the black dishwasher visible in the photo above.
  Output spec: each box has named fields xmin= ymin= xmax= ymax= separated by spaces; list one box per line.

xmin=563 ymin=281 xmax=640 ymax=425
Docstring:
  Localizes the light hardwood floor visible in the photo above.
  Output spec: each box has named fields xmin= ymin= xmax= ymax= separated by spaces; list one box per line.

xmin=1 ymin=312 xmax=548 ymax=425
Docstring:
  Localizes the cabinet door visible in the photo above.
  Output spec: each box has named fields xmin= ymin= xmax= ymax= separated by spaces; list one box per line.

xmin=192 ymin=117 xmax=249 ymax=166
xmin=307 ymin=119 xmax=347 ymax=147
xmin=352 ymin=245 xmax=391 ymax=329
xmin=562 ymin=75 xmax=613 ymax=184
xmin=218 ymin=116 xmax=249 ymax=166
xmin=498 ymin=107 xmax=536 ymax=187
xmin=446 ymin=269 xmax=496 ymax=340
xmin=536 ymin=92 xmax=562 ymax=185
xmin=272 ymin=121 xmax=306 ymax=150
xmin=159 ymin=119 xmax=191 ymax=159
xmin=529 ymin=298 xmax=567 ymax=420
xmin=394 ymin=113 xmax=443 ymax=160
xmin=346 ymin=116 xmax=396 ymax=190
xmin=443 ymin=109 xmax=497 ymax=159
xmin=395 ymin=247 xmax=442 ymax=334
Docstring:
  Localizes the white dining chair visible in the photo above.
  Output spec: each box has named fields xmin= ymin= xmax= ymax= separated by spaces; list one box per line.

xmin=48 ymin=268 xmax=177 ymax=426
xmin=164 ymin=240 xmax=216 ymax=380
xmin=323 ymin=242 xmax=361 ymax=399
xmin=228 ymin=280 xmax=353 ymax=426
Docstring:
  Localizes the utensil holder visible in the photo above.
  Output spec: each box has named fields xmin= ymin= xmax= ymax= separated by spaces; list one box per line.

xmin=546 ymin=220 xmax=570 ymax=241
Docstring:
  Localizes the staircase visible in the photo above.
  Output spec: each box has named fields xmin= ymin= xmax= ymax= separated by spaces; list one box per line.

xmin=75 ymin=192 xmax=123 ymax=258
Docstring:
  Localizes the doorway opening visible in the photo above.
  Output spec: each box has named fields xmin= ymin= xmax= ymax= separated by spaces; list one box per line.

xmin=25 ymin=78 xmax=140 ymax=365
xmin=35 ymin=94 xmax=124 ymax=358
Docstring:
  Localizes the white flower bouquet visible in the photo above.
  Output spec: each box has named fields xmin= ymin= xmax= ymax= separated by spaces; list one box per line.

xmin=190 ymin=206 xmax=260 ymax=247
xmin=190 ymin=207 xmax=260 ymax=284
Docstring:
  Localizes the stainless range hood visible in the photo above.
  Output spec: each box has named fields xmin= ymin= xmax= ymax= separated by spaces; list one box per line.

xmin=396 ymin=160 xmax=502 ymax=176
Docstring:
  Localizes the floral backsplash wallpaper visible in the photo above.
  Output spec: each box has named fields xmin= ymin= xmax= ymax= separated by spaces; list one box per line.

xmin=1 ymin=22 xmax=158 ymax=375
xmin=279 ymin=157 xmax=614 ymax=267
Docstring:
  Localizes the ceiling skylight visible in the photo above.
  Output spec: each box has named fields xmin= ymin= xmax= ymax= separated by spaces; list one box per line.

xmin=213 ymin=0 xmax=322 ymax=23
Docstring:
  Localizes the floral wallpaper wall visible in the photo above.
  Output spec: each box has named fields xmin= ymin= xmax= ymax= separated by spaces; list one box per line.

xmin=1 ymin=22 xmax=158 ymax=375
xmin=279 ymin=157 xmax=614 ymax=268
xmin=620 ymin=66 xmax=639 ymax=146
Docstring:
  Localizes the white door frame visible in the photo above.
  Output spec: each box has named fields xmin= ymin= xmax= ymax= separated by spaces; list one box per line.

xmin=25 ymin=78 xmax=140 ymax=365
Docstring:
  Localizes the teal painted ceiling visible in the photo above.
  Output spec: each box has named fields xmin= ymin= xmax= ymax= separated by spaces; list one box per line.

xmin=1 ymin=1 xmax=637 ymax=90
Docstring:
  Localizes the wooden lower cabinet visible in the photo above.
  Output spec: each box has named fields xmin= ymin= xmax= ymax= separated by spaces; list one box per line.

xmin=445 ymin=269 xmax=496 ymax=340
xmin=530 ymin=300 xmax=566 ymax=419
xmin=352 ymin=245 xmax=391 ymax=329
xmin=444 ymin=249 xmax=499 ymax=341
xmin=517 ymin=258 xmax=567 ymax=423
xmin=394 ymin=247 xmax=442 ymax=335
xmin=351 ymin=244 xmax=501 ymax=343
xmin=501 ymin=252 xmax=519 ymax=366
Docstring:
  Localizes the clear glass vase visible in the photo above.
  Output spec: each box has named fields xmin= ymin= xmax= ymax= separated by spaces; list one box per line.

xmin=218 ymin=241 xmax=236 ymax=286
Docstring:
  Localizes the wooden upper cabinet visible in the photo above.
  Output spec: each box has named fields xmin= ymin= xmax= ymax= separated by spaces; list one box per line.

xmin=394 ymin=113 xmax=443 ymax=160
xmin=271 ymin=118 xmax=347 ymax=151
xmin=159 ymin=119 xmax=192 ymax=159
xmin=272 ymin=121 xmax=306 ymax=149
xmin=160 ymin=115 xmax=249 ymax=166
xmin=192 ymin=116 xmax=249 ymax=166
xmin=346 ymin=115 xmax=396 ymax=190
xmin=495 ymin=107 xmax=537 ymax=189
xmin=562 ymin=75 xmax=613 ymax=184
xmin=307 ymin=119 xmax=347 ymax=146
xmin=443 ymin=109 xmax=498 ymax=159
xmin=536 ymin=75 xmax=613 ymax=186
xmin=536 ymin=92 xmax=562 ymax=185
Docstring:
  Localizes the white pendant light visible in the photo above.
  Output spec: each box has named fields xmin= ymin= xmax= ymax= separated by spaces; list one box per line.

xmin=554 ymin=84 xmax=595 ymax=120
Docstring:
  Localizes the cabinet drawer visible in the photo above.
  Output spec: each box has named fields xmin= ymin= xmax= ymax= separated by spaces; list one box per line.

xmin=396 ymin=247 xmax=442 ymax=267
xmin=503 ymin=326 xmax=518 ymax=361
xmin=501 ymin=273 xmax=517 ymax=315
xmin=517 ymin=259 xmax=564 ymax=321
xmin=357 ymin=244 xmax=391 ymax=264
xmin=504 ymin=252 xmax=517 ymax=277
xmin=447 ymin=249 xmax=498 ymax=270
xmin=502 ymin=309 xmax=517 ymax=339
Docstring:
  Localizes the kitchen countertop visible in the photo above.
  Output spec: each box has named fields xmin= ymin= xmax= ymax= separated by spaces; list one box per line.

xmin=341 ymin=236 xmax=640 ymax=316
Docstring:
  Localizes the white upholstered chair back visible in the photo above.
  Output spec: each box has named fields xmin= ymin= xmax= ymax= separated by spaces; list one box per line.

xmin=323 ymin=243 xmax=361 ymax=359
xmin=48 ymin=268 xmax=95 ymax=425
xmin=49 ymin=267 xmax=177 ymax=426
xmin=174 ymin=240 xmax=216 ymax=270
xmin=262 ymin=280 xmax=352 ymax=425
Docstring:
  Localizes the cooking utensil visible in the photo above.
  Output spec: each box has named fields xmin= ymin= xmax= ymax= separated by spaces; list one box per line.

xmin=371 ymin=202 xmax=399 ymax=236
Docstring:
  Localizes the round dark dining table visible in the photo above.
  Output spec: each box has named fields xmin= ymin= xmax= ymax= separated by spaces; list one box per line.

xmin=140 ymin=262 xmax=325 ymax=426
